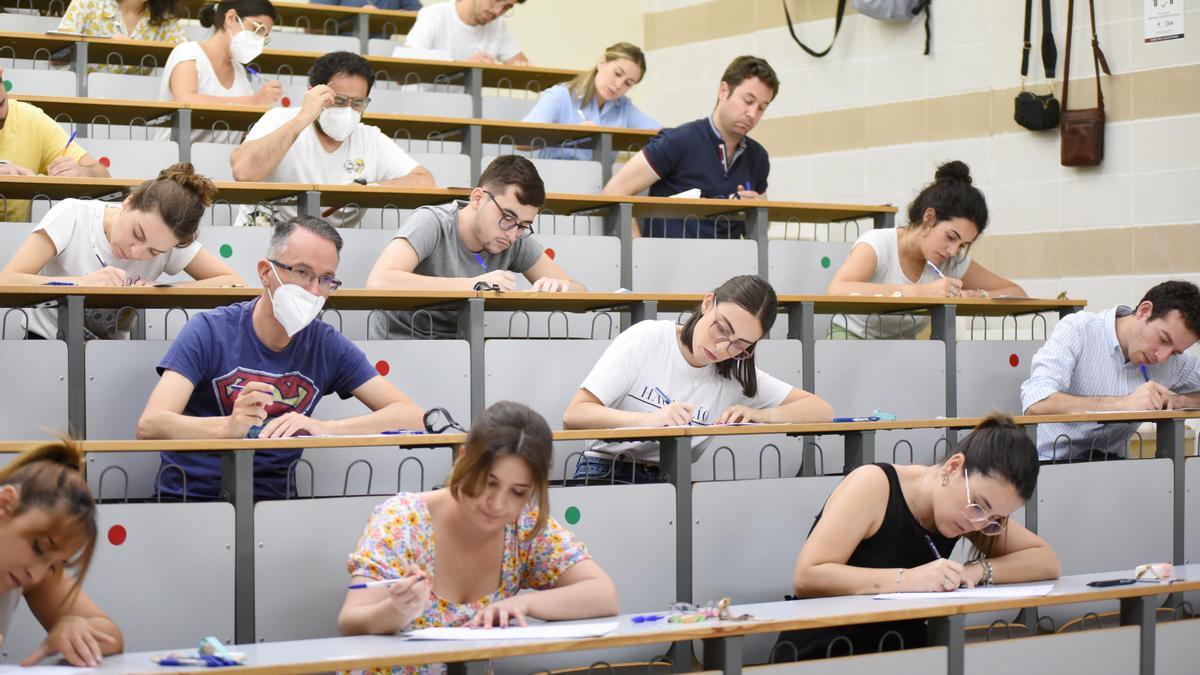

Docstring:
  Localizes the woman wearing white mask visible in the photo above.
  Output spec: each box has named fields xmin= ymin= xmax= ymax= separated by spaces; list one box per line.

xmin=229 ymin=51 xmax=435 ymax=228
xmin=137 ymin=215 xmax=426 ymax=501
xmin=159 ymin=0 xmax=282 ymax=143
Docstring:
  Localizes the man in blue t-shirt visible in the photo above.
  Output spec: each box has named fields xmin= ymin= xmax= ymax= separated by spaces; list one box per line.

xmin=602 ymin=55 xmax=778 ymax=239
xmin=137 ymin=216 xmax=425 ymax=501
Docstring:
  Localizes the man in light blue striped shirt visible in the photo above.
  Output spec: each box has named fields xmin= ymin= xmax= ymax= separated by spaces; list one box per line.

xmin=1020 ymin=281 xmax=1200 ymax=460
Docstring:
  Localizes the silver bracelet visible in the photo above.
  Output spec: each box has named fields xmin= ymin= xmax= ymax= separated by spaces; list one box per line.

xmin=979 ymin=560 xmax=994 ymax=586
xmin=895 ymin=568 xmax=904 ymax=592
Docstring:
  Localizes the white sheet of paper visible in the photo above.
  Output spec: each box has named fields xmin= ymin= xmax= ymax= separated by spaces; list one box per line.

xmin=407 ymin=621 xmax=620 ymax=641
xmin=669 ymin=188 xmax=702 ymax=199
xmin=392 ymin=45 xmax=453 ymax=61
xmin=0 ymin=667 xmax=99 ymax=674
xmin=874 ymin=584 xmax=1054 ymax=600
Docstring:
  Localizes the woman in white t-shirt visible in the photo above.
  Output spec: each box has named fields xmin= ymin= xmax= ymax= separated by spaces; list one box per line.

xmin=0 ymin=162 xmax=243 ymax=339
xmin=827 ymin=161 xmax=1027 ymax=340
xmin=562 ymin=275 xmax=834 ymax=483
xmin=159 ymin=0 xmax=282 ymax=143
xmin=0 ymin=441 xmax=122 ymax=667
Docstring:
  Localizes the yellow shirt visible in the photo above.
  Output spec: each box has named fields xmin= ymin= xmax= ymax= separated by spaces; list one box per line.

xmin=0 ymin=98 xmax=89 ymax=222
xmin=57 ymin=0 xmax=187 ymax=74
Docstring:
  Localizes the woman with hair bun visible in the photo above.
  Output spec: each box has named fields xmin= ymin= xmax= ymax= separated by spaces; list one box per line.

xmin=160 ymin=0 xmax=283 ymax=144
xmin=0 ymin=440 xmax=123 ymax=667
xmin=0 ymin=162 xmax=243 ymax=339
xmin=827 ymin=161 xmax=1027 ymax=339
xmin=773 ymin=413 xmax=1060 ymax=662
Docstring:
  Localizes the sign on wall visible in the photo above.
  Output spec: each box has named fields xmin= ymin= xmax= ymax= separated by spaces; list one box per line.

xmin=1145 ymin=0 xmax=1185 ymax=42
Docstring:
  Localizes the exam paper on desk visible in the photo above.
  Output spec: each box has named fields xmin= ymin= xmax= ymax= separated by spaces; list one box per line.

xmin=873 ymin=584 xmax=1055 ymax=600
xmin=407 ymin=621 xmax=620 ymax=641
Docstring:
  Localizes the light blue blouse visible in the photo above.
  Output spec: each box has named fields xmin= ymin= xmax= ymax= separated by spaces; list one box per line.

xmin=522 ymin=83 xmax=660 ymax=160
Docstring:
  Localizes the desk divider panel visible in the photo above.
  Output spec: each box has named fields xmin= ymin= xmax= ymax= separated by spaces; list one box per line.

xmin=0 ymin=340 xmax=67 ymax=439
xmin=494 ymin=484 xmax=676 ymax=674
xmin=0 ymin=502 xmax=235 ymax=661
xmin=482 ymin=234 xmax=622 ymax=339
xmin=767 ymin=240 xmax=854 ymax=341
xmin=485 ymin=338 xmax=611 ymax=481
xmin=80 ymin=138 xmax=178 ymax=180
xmin=955 ymin=341 xmax=1044 ymax=417
xmin=1185 ymin=457 xmax=1200 ymax=609
xmin=963 ymin=626 xmax=1139 ymax=675
xmin=692 ymin=476 xmax=841 ymax=665
xmin=87 ymin=73 xmax=161 ymax=101
xmin=371 ymin=90 xmax=474 ymax=118
xmin=812 ymin=340 xmax=946 ymax=471
xmin=85 ymin=340 xmax=174 ymax=498
xmin=481 ymin=156 xmax=603 ymax=194
xmin=1037 ymin=459 xmax=1174 ymax=628
xmin=191 ymin=142 xmax=236 ymax=182
xmin=744 ymin=646 xmax=947 ymax=674
xmin=254 ymin=495 xmax=384 ymax=642
xmin=632 ymin=239 xmax=759 ymax=294
xmin=318 ymin=228 xmax=403 ymax=338
xmin=4 ymin=66 xmax=77 ymax=97
xmin=480 ymin=96 xmax=539 ymax=123
xmin=408 ymin=152 xmax=472 ymax=188
xmin=305 ymin=339 xmax=469 ymax=496
xmin=1155 ymin=617 xmax=1200 ymax=672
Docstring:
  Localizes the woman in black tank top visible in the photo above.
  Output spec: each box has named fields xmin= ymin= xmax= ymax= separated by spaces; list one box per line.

xmin=774 ymin=414 xmax=1060 ymax=662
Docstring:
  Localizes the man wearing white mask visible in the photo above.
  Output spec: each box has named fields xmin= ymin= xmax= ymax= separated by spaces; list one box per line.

xmin=137 ymin=216 xmax=425 ymax=501
xmin=230 ymin=51 xmax=435 ymax=227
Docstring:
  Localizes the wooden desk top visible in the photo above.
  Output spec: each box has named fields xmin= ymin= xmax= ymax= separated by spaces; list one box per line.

xmin=11 ymin=95 xmax=659 ymax=149
xmin=84 ymin=566 xmax=1200 ymax=674
xmin=773 ymin=294 xmax=1086 ymax=317
xmin=0 ymin=31 xmax=580 ymax=89
xmin=0 ymin=286 xmax=476 ymax=310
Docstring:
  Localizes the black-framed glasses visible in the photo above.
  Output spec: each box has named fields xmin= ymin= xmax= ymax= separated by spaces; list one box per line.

xmin=473 ymin=281 xmax=503 ymax=292
xmin=482 ymin=190 xmax=535 ymax=239
xmin=424 ymin=407 xmax=467 ymax=434
xmin=331 ymin=94 xmax=370 ymax=112
xmin=963 ymin=468 xmax=1006 ymax=536
xmin=708 ymin=307 xmax=756 ymax=361
xmin=268 ymin=259 xmax=342 ymax=292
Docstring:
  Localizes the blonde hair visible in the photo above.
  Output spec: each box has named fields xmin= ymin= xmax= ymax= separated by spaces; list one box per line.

xmin=567 ymin=42 xmax=647 ymax=111
xmin=446 ymin=402 xmax=552 ymax=539
xmin=0 ymin=440 xmax=98 ymax=601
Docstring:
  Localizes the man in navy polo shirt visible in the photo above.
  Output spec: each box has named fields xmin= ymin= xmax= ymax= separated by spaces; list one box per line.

xmin=136 ymin=215 xmax=425 ymax=501
xmin=602 ymin=55 xmax=778 ymax=239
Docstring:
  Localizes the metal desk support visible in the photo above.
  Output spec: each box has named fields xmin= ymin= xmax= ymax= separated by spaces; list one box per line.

xmin=464 ymin=68 xmax=483 ymax=119
xmin=661 ymin=435 xmax=694 ymax=673
xmin=928 ymin=614 xmax=965 ymax=675
xmin=597 ymin=132 xmax=614 ymax=187
xmin=457 ymin=297 xmax=486 ymax=421
xmin=929 ymin=304 xmax=958 ymax=419
xmin=57 ymin=295 xmax=86 ymax=436
xmin=220 ymin=449 xmax=256 ymax=644
xmin=447 ymin=660 xmax=488 ymax=675
xmin=745 ymin=207 xmax=769 ymax=284
xmin=73 ymin=42 xmax=89 ymax=97
xmin=175 ymin=109 xmax=193 ymax=162
xmin=1120 ymin=595 xmax=1156 ymax=675
xmin=843 ymin=430 xmax=875 ymax=473
xmin=463 ymin=125 xmax=483 ymax=186
xmin=873 ymin=211 xmax=895 ymax=229
xmin=297 ymin=191 xmax=323 ymax=218
xmin=789 ymin=302 xmax=817 ymax=476
xmin=702 ymin=635 xmax=743 ymax=674
xmin=1157 ymin=418 xmax=1186 ymax=567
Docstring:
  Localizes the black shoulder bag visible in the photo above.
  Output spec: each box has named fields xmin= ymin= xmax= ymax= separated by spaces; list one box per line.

xmin=1013 ymin=0 xmax=1059 ymax=130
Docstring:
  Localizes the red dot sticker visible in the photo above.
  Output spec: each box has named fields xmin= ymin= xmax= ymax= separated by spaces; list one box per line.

xmin=375 ymin=360 xmax=390 ymax=376
xmin=99 ymin=156 xmax=111 ymax=168
xmin=545 ymin=248 xmax=555 ymax=260
xmin=1009 ymin=354 xmax=1020 ymax=368
xmin=282 ymin=97 xmax=291 ymax=107
xmin=107 ymin=525 xmax=127 ymax=546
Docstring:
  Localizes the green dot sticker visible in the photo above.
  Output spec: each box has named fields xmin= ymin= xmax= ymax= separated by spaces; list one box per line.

xmin=219 ymin=244 xmax=233 ymax=258
xmin=2 ymin=80 xmax=11 ymax=92
xmin=564 ymin=506 xmax=580 ymax=525
xmin=820 ymin=256 xmax=831 ymax=269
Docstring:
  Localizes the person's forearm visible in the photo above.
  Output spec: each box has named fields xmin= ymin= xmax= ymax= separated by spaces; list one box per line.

xmin=231 ymin=117 xmax=308 ymax=182
xmin=562 ymin=401 xmax=647 ymax=430
xmin=84 ymin=616 xmax=123 ymax=655
xmin=1174 ymin=392 xmax=1200 ymax=408
xmin=379 ymin=170 xmax=436 ymax=188
xmin=1025 ymin=392 xmax=1126 ymax=415
xmin=137 ymin=411 xmax=234 ymax=439
xmin=762 ymin=396 xmax=833 ymax=424
xmin=0 ymin=272 xmax=85 ymax=285
xmin=173 ymin=91 xmax=264 ymax=107
xmin=986 ymin=545 xmax=1061 ymax=584
xmin=338 ymin=601 xmax=403 ymax=636
xmin=324 ymin=401 xmax=424 ymax=435
xmin=80 ymin=162 xmax=109 ymax=178
xmin=566 ymin=280 xmax=587 ymax=292
xmin=972 ymin=283 xmax=1026 ymax=298
xmin=366 ymin=269 xmax=477 ymax=291
xmin=794 ymin=563 xmax=901 ymax=597
xmin=524 ymin=578 xmax=618 ymax=621
xmin=174 ymin=274 xmax=245 ymax=288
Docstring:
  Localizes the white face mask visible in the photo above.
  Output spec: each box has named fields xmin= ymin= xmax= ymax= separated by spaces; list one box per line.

xmin=268 ymin=263 xmax=325 ymax=337
xmin=317 ymin=106 xmax=361 ymax=142
xmin=230 ymin=25 xmax=265 ymax=64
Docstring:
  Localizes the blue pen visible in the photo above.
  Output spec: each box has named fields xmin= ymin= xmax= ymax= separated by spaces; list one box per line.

xmin=472 ymin=252 xmax=489 ymax=272
xmin=45 ymin=280 xmax=77 ymax=286
xmin=1140 ymin=364 xmax=1150 ymax=383
xmin=833 ymin=416 xmax=880 ymax=423
xmin=62 ymin=129 xmax=77 ymax=156
xmin=632 ymin=614 xmax=664 ymax=623
xmin=246 ymin=65 xmax=261 ymax=80
xmin=381 ymin=429 xmax=424 ymax=435
xmin=743 ymin=181 xmax=751 ymax=192
xmin=924 ymin=534 xmax=942 ymax=560
xmin=654 ymin=386 xmax=672 ymax=404
xmin=926 ymin=261 xmax=945 ymax=278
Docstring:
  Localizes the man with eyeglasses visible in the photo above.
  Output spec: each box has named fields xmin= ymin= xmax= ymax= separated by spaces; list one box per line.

xmin=1021 ymin=280 xmax=1200 ymax=461
xmin=138 ymin=216 xmax=426 ymax=501
xmin=405 ymin=0 xmax=529 ymax=65
xmin=366 ymin=155 xmax=583 ymax=339
xmin=231 ymin=51 xmax=434 ymax=228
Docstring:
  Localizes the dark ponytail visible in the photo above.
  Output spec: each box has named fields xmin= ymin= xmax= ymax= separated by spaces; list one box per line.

xmin=906 ymin=160 xmax=989 ymax=234
xmin=680 ymin=275 xmax=777 ymax=397
xmin=145 ymin=0 xmax=182 ymax=25
xmin=199 ymin=0 xmax=278 ymax=30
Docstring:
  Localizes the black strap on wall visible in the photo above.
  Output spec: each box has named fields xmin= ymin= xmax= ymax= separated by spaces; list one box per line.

xmin=782 ymin=0 xmax=847 ymax=58
xmin=1020 ymin=0 xmax=1057 ymax=79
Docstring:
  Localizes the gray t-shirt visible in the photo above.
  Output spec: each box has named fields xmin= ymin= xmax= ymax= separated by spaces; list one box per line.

xmin=368 ymin=200 xmax=544 ymax=339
